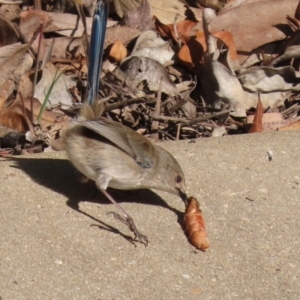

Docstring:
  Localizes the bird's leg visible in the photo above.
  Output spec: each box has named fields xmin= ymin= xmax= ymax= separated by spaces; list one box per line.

xmin=100 ymin=189 xmax=149 ymax=246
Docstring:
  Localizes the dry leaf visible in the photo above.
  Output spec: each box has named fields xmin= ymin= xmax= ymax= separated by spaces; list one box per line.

xmin=196 ymin=0 xmax=232 ymax=10
xmin=178 ymin=36 xmax=205 ymax=71
xmin=246 ymin=112 xmax=295 ymax=132
xmin=210 ymin=0 xmax=299 ymax=54
xmin=122 ymin=0 xmax=152 ymax=30
xmin=213 ymin=31 xmax=238 ymax=62
xmin=34 ymin=62 xmax=76 ymax=109
xmin=109 ymin=39 xmax=127 ymax=62
xmin=42 ymin=37 xmax=85 ymax=59
xmin=271 ymin=30 xmax=300 ymax=65
xmin=0 ymin=15 xmax=20 ymax=47
xmin=19 ymin=10 xmax=51 ymax=42
xmin=278 ymin=119 xmax=300 ymax=131
xmin=114 ymin=56 xmax=178 ymax=96
xmin=20 ymin=10 xmax=117 ymax=39
xmin=155 ymin=16 xmax=198 ymax=43
xmin=0 ymin=43 xmax=32 ymax=112
xmin=0 ymin=96 xmax=57 ymax=131
xmin=132 ymin=30 xmax=168 ymax=52
xmin=201 ymin=54 xmax=249 ymax=117
xmin=105 ymin=25 xmax=142 ymax=49
xmin=0 ymin=111 xmax=28 ymax=132
xmin=149 ymin=0 xmax=202 ymax=24
xmin=126 ymin=47 xmax=174 ymax=65
xmin=112 ymin=0 xmax=142 ymax=18
xmin=238 ymin=66 xmax=300 ymax=92
xmin=0 ymin=4 xmax=21 ymax=22
xmin=178 ymin=30 xmax=238 ymax=72
xmin=125 ymin=30 xmax=174 ymax=65
xmin=184 ymin=196 xmax=209 ymax=251
xmin=249 ymin=96 xmax=263 ymax=133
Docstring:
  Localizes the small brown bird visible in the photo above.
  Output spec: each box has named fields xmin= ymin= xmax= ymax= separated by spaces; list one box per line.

xmin=63 ymin=104 xmax=187 ymax=245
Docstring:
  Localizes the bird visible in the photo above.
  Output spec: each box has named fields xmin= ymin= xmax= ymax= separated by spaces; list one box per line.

xmin=64 ymin=0 xmax=186 ymax=245
xmin=63 ymin=103 xmax=187 ymax=245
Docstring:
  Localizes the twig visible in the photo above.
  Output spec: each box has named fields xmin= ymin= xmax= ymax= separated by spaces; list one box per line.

xmin=75 ymin=1 xmax=89 ymax=58
xmin=186 ymin=109 xmax=231 ymax=126
xmin=168 ymin=97 xmax=188 ymax=113
xmin=150 ymin=114 xmax=186 ymax=123
xmin=31 ymin=21 xmax=44 ymax=124
xmin=157 ymin=130 xmax=176 ymax=140
xmin=173 ymin=13 xmax=181 ymax=48
xmin=151 ymin=109 xmax=230 ymax=124
xmin=104 ymin=97 xmax=146 ymax=112
xmin=34 ymin=0 xmax=41 ymax=10
xmin=176 ymin=123 xmax=181 ymax=140
xmin=151 ymin=78 xmax=163 ymax=140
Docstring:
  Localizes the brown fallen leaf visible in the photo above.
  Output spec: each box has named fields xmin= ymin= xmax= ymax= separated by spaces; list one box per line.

xmin=210 ymin=0 xmax=299 ymax=55
xmin=246 ymin=112 xmax=293 ymax=132
xmin=249 ymin=95 xmax=263 ymax=133
xmin=196 ymin=0 xmax=234 ymax=10
xmin=0 ymin=111 xmax=29 ymax=132
xmin=0 ymin=95 xmax=59 ymax=132
xmin=0 ymin=15 xmax=20 ymax=47
xmin=0 ymin=43 xmax=32 ymax=112
xmin=178 ymin=30 xmax=238 ymax=72
xmin=149 ymin=0 xmax=203 ymax=24
xmin=184 ymin=196 xmax=209 ymax=251
xmin=278 ymin=119 xmax=300 ymax=131
xmin=155 ymin=16 xmax=198 ymax=44
xmin=122 ymin=0 xmax=153 ymax=31
xmin=109 ymin=39 xmax=127 ymax=62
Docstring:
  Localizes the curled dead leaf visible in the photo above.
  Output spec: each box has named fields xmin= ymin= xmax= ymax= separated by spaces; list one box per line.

xmin=184 ymin=196 xmax=209 ymax=251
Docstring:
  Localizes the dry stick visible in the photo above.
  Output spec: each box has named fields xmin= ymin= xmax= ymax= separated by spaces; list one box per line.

xmin=104 ymin=97 xmax=146 ymax=112
xmin=169 ymin=77 xmax=197 ymax=113
xmin=186 ymin=109 xmax=231 ymax=126
xmin=34 ymin=0 xmax=41 ymax=10
xmin=151 ymin=114 xmax=188 ymax=123
xmin=151 ymin=109 xmax=231 ymax=125
xmin=158 ymin=130 xmax=176 ymax=140
xmin=173 ymin=13 xmax=181 ymax=48
xmin=151 ymin=79 xmax=163 ymax=140
xmin=102 ymin=81 xmax=137 ymax=99
xmin=168 ymin=97 xmax=188 ymax=113
xmin=19 ymin=91 xmax=26 ymax=117
xmin=31 ymin=21 xmax=44 ymax=124
xmin=75 ymin=1 xmax=89 ymax=59
xmin=176 ymin=123 xmax=182 ymax=140
xmin=98 ymin=95 xmax=116 ymax=104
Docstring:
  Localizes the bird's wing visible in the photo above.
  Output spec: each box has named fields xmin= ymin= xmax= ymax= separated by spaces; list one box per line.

xmin=78 ymin=118 xmax=155 ymax=168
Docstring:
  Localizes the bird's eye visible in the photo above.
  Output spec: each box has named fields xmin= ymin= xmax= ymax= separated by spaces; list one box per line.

xmin=176 ymin=175 xmax=182 ymax=183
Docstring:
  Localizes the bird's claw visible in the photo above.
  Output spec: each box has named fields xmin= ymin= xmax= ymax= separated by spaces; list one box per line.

xmin=107 ymin=211 xmax=148 ymax=246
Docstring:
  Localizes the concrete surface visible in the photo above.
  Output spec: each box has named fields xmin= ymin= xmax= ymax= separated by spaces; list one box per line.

xmin=1 ymin=130 xmax=300 ymax=300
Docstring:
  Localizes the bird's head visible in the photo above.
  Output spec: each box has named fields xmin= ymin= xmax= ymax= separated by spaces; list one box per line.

xmin=154 ymin=147 xmax=187 ymax=204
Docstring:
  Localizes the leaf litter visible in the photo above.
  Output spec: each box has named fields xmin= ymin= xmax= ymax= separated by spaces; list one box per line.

xmin=1 ymin=0 xmax=300 ymax=156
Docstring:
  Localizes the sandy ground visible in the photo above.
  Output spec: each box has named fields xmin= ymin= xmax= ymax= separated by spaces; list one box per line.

xmin=1 ymin=130 xmax=300 ymax=300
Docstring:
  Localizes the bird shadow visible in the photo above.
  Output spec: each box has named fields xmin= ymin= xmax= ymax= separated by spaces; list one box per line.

xmin=10 ymin=157 xmax=185 ymax=244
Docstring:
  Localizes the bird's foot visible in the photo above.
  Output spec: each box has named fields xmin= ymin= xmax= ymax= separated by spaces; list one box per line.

xmin=107 ymin=211 xmax=148 ymax=246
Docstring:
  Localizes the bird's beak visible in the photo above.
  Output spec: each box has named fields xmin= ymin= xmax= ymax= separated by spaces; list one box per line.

xmin=178 ymin=189 xmax=188 ymax=206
